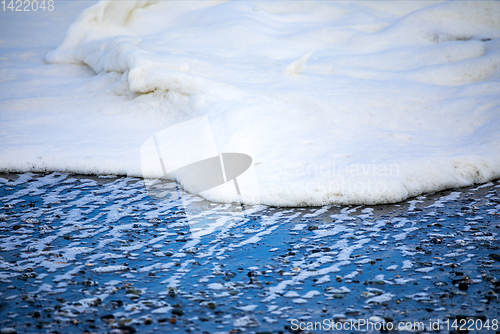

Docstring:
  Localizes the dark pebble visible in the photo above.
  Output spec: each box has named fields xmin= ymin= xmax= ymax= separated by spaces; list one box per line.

xmin=118 ymin=325 xmax=136 ymax=334
xmin=456 ymin=315 xmax=471 ymax=321
xmin=100 ymin=314 xmax=115 ymax=323
xmin=489 ymin=254 xmax=500 ymax=261
xmin=110 ymin=300 xmax=123 ymax=309
xmin=172 ymin=308 xmax=184 ymax=316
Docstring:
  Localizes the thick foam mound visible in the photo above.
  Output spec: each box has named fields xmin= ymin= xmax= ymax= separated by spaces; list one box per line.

xmin=1 ymin=1 xmax=500 ymax=206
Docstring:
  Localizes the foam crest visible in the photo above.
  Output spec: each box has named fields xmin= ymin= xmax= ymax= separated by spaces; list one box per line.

xmin=1 ymin=0 xmax=499 ymax=206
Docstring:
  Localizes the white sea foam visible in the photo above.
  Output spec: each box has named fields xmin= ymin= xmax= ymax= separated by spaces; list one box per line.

xmin=1 ymin=1 xmax=500 ymax=206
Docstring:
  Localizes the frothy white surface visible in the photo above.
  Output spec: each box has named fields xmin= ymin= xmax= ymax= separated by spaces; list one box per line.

xmin=1 ymin=1 xmax=500 ymax=206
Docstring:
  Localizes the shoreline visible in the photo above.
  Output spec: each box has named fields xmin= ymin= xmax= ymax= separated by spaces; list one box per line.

xmin=1 ymin=172 xmax=499 ymax=209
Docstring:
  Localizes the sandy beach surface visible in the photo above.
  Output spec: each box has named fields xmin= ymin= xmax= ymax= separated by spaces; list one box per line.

xmin=0 ymin=173 xmax=498 ymax=333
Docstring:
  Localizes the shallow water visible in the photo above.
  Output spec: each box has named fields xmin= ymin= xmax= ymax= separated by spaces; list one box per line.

xmin=0 ymin=173 xmax=499 ymax=333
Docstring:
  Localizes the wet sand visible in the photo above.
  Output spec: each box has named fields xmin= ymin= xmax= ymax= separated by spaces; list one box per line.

xmin=0 ymin=173 xmax=499 ymax=333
